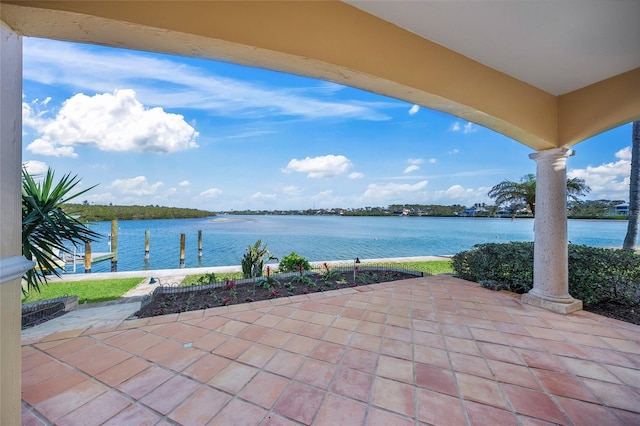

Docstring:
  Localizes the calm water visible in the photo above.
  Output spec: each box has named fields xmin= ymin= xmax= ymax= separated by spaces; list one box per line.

xmin=71 ymin=215 xmax=629 ymax=273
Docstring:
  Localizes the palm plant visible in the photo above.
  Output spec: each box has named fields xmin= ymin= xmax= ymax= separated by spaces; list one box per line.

xmin=488 ymin=173 xmax=589 ymax=216
xmin=623 ymin=121 xmax=640 ymax=250
xmin=22 ymin=167 xmax=100 ymax=293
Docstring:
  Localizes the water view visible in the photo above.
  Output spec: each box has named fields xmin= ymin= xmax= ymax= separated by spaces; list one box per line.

xmin=71 ymin=215 xmax=629 ymax=273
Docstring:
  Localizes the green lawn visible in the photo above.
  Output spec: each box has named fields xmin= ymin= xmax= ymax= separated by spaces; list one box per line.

xmin=22 ymin=277 xmax=144 ymax=304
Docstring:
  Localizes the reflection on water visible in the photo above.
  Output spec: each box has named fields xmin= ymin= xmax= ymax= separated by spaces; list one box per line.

xmin=73 ymin=215 xmax=627 ymax=273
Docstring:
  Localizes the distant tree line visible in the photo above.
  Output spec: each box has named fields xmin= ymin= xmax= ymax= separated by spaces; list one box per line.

xmin=63 ymin=203 xmax=216 ymax=221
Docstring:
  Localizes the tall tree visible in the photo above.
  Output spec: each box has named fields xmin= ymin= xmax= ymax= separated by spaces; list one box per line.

xmin=488 ymin=173 xmax=590 ymax=216
xmin=623 ymin=121 xmax=640 ymax=250
xmin=22 ymin=167 xmax=100 ymax=293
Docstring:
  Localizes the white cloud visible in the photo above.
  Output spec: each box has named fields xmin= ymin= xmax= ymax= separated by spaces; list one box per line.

xmin=428 ymin=185 xmax=492 ymax=206
xmin=282 ymin=154 xmax=352 ymax=178
xmin=23 ymin=38 xmax=393 ymax=121
xmin=449 ymin=148 xmax=460 ymax=154
xmin=348 ymin=172 xmax=365 ymax=180
xmin=568 ymin=147 xmax=631 ymax=200
xmin=282 ymin=186 xmax=302 ymax=195
xmin=404 ymin=165 xmax=420 ymax=174
xmin=110 ymin=176 xmax=164 ymax=196
xmin=428 ymin=158 xmax=437 ymax=164
xmin=200 ymin=188 xmax=223 ymax=198
xmin=22 ymin=160 xmax=49 ymax=175
xmin=409 ymin=105 xmax=420 ymax=115
xmin=408 ymin=158 xmax=424 ymax=165
xmin=178 ymin=180 xmax=190 ymax=187
xmin=450 ymin=121 xmax=477 ymax=134
xmin=25 ymin=90 xmax=199 ymax=157
xmin=362 ymin=181 xmax=428 ymax=202
xmin=251 ymin=192 xmax=277 ymax=201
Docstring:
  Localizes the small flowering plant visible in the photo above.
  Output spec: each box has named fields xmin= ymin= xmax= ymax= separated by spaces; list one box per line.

xmin=291 ymin=264 xmax=313 ymax=286
xmin=321 ymin=262 xmax=342 ymax=281
xmin=258 ymin=266 xmax=280 ymax=290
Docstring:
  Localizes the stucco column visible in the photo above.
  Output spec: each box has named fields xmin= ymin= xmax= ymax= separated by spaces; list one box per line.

xmin=1 ymin=20 xmax=34 ymax=425
xmin=522 ymin=148 xmax=582 ymax=314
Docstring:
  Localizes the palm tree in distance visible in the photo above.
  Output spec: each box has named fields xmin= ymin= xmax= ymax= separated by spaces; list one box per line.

xmin=22 ymin=167 xmax=100 ymax=293
xmin=623 ymin=121 xmax=640 ymax=251
xmin=488 ymin=173 xmax=590 ymax=216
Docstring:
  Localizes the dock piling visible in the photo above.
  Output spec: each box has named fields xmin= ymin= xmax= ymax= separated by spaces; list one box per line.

xmin=198 ymin=230 xmax=203 ymax=258
xmin=110 ymin=219 xmax=118 ymax=272
xmin=180 ymin=233 xmax=186 ymax=268
xmin=144 ymin=230 xmax=150 ymax=260
xmin=84 ymin=242 xmax=92 ymax=273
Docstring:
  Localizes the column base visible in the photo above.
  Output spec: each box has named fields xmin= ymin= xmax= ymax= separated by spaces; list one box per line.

xmin=522 ymin=293 xmax=583 ymax=314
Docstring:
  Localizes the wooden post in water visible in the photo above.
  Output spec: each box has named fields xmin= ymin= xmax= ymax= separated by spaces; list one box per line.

xmin=84 ymin=242 xmax=92 ymax=273
xmin=144 ymin=230 xmax=150 ymax=260
xmin=198 ymin=230 xmax=203 ymax=259
xmin=111 ymin=219 xmax=118 ymax=272
xmin=180 ymin=233 xmax=186 ymax=268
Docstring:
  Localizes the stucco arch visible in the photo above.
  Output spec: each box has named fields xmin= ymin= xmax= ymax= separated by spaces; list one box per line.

xmin=3 ymin=1 xmax=637 ymax=151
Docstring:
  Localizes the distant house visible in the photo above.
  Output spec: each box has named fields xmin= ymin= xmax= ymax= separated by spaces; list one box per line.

xmin=462 ymin=206 xmax=487 ymax=217
xmin=609 ymin=203 xmax=629 ymax=216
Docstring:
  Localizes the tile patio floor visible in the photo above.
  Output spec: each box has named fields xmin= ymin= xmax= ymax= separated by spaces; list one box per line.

xmin=21 ymin=276 xmax=640 ymax=425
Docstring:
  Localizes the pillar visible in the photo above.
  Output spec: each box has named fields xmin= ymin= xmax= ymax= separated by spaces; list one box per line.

xmin=522 ymin=148 xmax=583 ymax=314
xmin=0 ymin=21 xmax=34 ymax=425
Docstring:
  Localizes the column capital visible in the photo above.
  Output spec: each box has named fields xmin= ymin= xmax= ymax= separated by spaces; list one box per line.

xmin=529 ymin=147 xmax=574 ymax=161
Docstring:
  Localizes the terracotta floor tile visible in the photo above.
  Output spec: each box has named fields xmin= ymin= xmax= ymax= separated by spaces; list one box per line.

xmin=557 ymin=396 xmax=626 ymax=426
xmin=477 ymin=342 xmax=523 ymax=365
xmin=380 ymin=338 xmax=413 ymax=360
xmin=456 ymin=372 xmax=510 ymax=410
xmin=237 ymin=324 xmax=270 ymax=341
xmin=322 ymin=327 xmax=352 ymax=345
xmin=350 ymin=332 xmax=382 ymax=352
xmin=169 ymin=385 xmax=230 ymax=425
xmin=561 ymin=356 xmax=623 ymax=383
xmin=298 ymin=322 xmax=327 ymax=339
xmin=208 ymin=361 xmax=258 ymax=393
xmin=191 ymin=331 xmax=228 ymax=352
xmin=35 ymin=379 xmax=107 ymax=422
xmin=331 ymin=367 xmax=373 ymax=402
xmin=342 ymin=347 xmax=378 ymax=373
xmin=196 ymin=315 xmax=229 ymax=330
xmin=310 ymin=340 xmax=346 ymax=364
xmin=314 ymin=394 xmax=366 ymax=426
xmin=140 ymin=339 xmax=183 ymax=363
xmin=613 ymin=408 xmax=640 ymax=425
xmin=333 ymin=316 xmax=360 ymax=331
xmin=21 ymin=406 xmax=46 ymax=426
xmin=606 ymin=363 xmax=640 ymax=388
xmin=449 ymin=353 xmax=493 ymax=379
xmin=582 ymin=378 xmax=640 ymax=412
xmin=22 ymin=368 xmax=86 ymax=406
xmin=117 ymin=365 xmax=173 ymax=399
xmin=309 ymin=312 xmax=336 ymax=326
xmin=377 ymin=354 xmax=414 ymax=383
xmin=139 ymin=374 xmax=199 ymax=415
xmin=488 ymin=359 xmax=540 ymax=389
xmin=371 ymin=376 xmax=415 ymax=417
xmin=254 ymin=313 xmax=283 ymax=328
xmin=22 ymin=352 xmax=53 ymax=373
xmin=264 ymin=350 xmax=305 ymax=378
xmin=273 ymin=382 xmax=325 ymax=425
xmin=213 ymin=337 xmax=252 ymax=359
xmin=22 ymin=361 xmax=67 ymax=390
xmin=120 ymin=332 xmax=165 ymax=355
xmin=153 ymin=322 xmax=191 ymax=338
xmin=55 ymin=390 xmax=130 ymax=426
xmin=531 ymin=368 xmax=598 ymax=403
xmin=95 ymin=356 xmax=152 ymax=387
xmin=238 ymin=371 xmax=289 ymax=408
xmin=275 ymin=318 xmax=306 ymax=333
xmin=341 ymin=307 xmax=364 ymax=320
xmin=157 ymin=345 xmax=205 ymax=371
xmin=215 ymin=319 xmax=249 ymax=336
xmin=365 ymin=407 xmax=414 ymax=426
xmin=415 ymin=344 xmax=451 ymax=369
xmin=295 ymin=358 xmax=336 ymax=389
xmin=514 ymin=348 xmax=569 ymax=373
xmin=416 ymin=388 xmax=467 ymax=426
xmin=414 ymin=330 xmax=446 ymax=349
xmin=259 ymin=329 xmax=292 ymax=348
xmin=261 ymin=414 xmax=301 ymax=426
xmin=415 ymin=363 xmax=457 ymax=396
xmin=225 ymin=340 xmax=270 ymax=366
xmin=181 ymin=353 xmax=230 ymax=382
xmin=282 ymin=334 xmax=317 ymax=356
xmin=465 ymin=400 xmax=518 ymax=425
xmin=208 ymin=398 xmax=266 ymax=425
xmin=503 ymin=383 xmax=569 ymax=425
xmin=75 ymin=347 xmax=131 ymax=376
xmin=444 ymin=335 xmax=481 ymax=356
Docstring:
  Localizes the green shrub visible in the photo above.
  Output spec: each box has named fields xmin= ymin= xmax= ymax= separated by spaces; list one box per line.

xmin=452 ymin=242 xmax=640 ymax=306
xmin=278 ymin=252 xmax=311 ymax=273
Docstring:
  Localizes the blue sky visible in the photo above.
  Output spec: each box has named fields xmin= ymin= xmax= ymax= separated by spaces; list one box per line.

xmin=21 ymin=38 xmax=634 ymax=211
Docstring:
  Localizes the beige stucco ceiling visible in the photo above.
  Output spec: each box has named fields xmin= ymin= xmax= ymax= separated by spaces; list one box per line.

xmin=346 ymin=0 xmax=640 ymax=96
